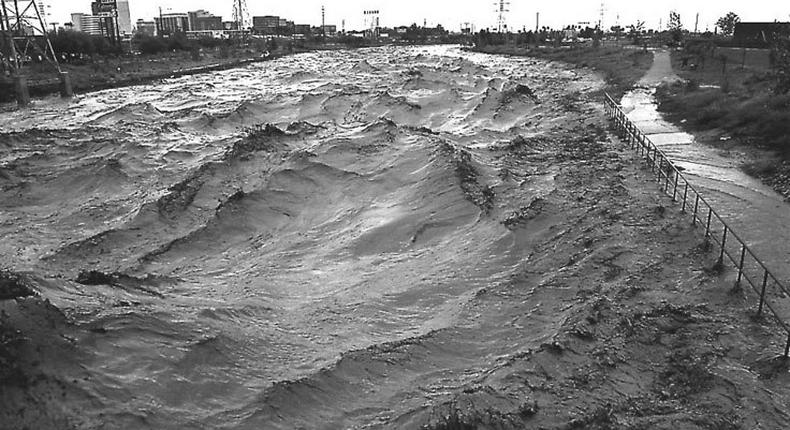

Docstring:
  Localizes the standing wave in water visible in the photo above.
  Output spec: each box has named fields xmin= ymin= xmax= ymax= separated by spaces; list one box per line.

xmin=3 ymin=45 xmax=788 ymax=430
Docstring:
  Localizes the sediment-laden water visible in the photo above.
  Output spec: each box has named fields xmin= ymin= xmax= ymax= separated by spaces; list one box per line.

xmin=0 ymin=45 xmax=606 ymax=429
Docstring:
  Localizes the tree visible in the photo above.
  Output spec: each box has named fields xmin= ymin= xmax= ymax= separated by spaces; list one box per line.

xmin=668 ymin=11 xmax=682 ymax=31
xmin=773 ymin=35 xmax=790 ymax=94
xmin=716 ymin=12 xmax=741 ymax=37
xmin=629 ymin=20 xmax=645 ymax=46
xmin=668 ymin=11 xmax=684 ymax=46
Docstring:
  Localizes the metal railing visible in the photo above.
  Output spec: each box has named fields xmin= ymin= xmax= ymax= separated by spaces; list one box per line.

xmin=604 ymin=93 xmax=790 ymax=358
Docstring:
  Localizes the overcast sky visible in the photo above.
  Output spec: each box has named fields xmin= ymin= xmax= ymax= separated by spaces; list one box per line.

xmin=46 ymin=1 xmax=789 ymax=32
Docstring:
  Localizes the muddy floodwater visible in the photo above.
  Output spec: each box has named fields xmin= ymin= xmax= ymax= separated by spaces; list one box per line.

xmin=3 ymin=46 xmax=790 ymax=430
xmin=0 ymin=45 xmax=598 ymax=428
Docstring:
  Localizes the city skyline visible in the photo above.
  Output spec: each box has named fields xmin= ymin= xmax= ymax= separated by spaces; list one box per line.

xmin=48 ymin=1 xmax=789 ymax=32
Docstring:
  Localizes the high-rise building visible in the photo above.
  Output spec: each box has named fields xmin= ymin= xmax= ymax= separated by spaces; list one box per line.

xmin=36 ymin=1 xmax=50 ymax=25
xmin=154 ymin=13 xmax=190 ymax=35
xmin=252 ymin=15 xmax=279 ymax=34
xmin=188 ymin=10 xmax=223 ymax=31
xmin=135 ymin=19 xmax=156 ymax=36
xmin=116 ymin=1 xmax=132 ymax=34
xmin=90 ymin=0 xmax=121 ymax=40
xmin=71 ymin=13 xmax=103 ymax=35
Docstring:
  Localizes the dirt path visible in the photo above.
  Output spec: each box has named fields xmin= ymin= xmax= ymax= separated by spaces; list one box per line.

xmin=623 ymin=50 xmax=790 ymax=329
xmin=637 ymin=50 xmax=681 ymax=86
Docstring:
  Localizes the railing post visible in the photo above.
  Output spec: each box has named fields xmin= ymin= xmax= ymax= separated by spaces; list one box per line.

xmin=758 ymin=271 xmax=769 ymax=316
xmin=736 ymin=244 xmax=747 ymax=286
xmin=705 ymin=208 xmax=713 ymax=237
xmin=656 ymin=155 xmax=662 ymax=178
xmin=719 ymin=226 xmax=728 ymax=263
xmin=693 ymin=195 xmax=700 ymax=225
xmin=672 ymin=171 xmax=679 ymax=202
xmin=681 ymin=183 xmax=689 ymax=212
xmin=664 ymin=162 xmax=671 ymax=192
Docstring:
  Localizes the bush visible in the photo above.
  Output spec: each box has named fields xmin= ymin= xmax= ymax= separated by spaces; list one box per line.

xmin=135 ymin=34 xmax=168 ymax=55
xmin=773 ymin=36 xmax=790 ymax=94
xmin=49 ymin=29 xmax=120 ymax=57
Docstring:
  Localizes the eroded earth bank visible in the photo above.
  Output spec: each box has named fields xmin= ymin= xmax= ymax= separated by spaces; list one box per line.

xmin=2 ymin=46 xmax=790 ymax=429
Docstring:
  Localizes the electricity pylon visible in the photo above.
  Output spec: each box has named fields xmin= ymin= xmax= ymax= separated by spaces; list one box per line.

xmin=0 ymin=0 xmax=60 ymax=74
xmin=232 ymin=0 xmax=249 ymax=32
xmin=494 ymin=0 xmax=510 ymax=33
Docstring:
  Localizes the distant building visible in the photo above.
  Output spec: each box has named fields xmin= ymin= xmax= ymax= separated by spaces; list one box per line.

xmin=155 ymin=13 xmax=190 ymax=35
xmin=280 ymin=20 xmax=295 ymax=35
xmin=294 ymin=24 xmax=312 ymax=36
xmin=252 ymin=15 xmax=279 ymax=34
xmin=116 ymin=1 xmax=132 ymax=34
xmin=36 ymin=1 xmax=51 ymax=25
xmin=223 ymin=21 xmax=239 ymax=31
xmin=89 ymin=0 xmax=124 ymax=38
xmin=734 ymin=22 xmax=790 ymax=46
xmin=188 ymin=10 xmax=223 ymax=31
xmin=135 ymin=19 xmax=156 ymax=36
xmin=322 ymin=25 xmax=337 ymax=36
xmin=71 ymin=13 xmax=103 ymax=36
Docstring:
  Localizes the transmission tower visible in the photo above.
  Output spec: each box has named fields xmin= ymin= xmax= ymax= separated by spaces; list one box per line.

xmin=0 ymin=0 xmax=60 ymax=74
xmin=494 ymin=0 xmax=510 ymax=33
xmin=232 ymin=0 xmax=249 ymax=32
xmin=598 ymin=1 xmax=606 ymax=29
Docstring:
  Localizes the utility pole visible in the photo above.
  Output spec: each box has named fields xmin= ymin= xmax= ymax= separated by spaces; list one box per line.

xmin=321 ymin=5 xmax=325 ymax=41
xmin=536 ymin=12 xmax=539 ymax=32
xmin=694 ymin=13 xmax=699 ymax=33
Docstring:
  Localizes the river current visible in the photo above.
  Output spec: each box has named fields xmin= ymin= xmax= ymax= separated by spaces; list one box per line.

xmin=0 ymin=45 xmax=608 ymax=429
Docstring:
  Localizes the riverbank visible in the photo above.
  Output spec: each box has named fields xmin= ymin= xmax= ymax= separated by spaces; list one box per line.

xmin=653 ymin=48 xmax=790 ymax=200
xmin=474 ymin=43 xmax=790 ymax=200
xmin=0 ymin=46 xmax=319 ymax=103
xmin=470 ymin=44 xmax=654 ymax=100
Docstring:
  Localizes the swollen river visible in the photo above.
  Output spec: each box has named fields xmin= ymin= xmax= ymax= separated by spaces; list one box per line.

xmin=0 ymin=45 xmax=607 ymax=428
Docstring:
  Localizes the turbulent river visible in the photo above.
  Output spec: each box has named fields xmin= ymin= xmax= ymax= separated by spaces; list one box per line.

xmin=0 ymin=45 xmax=605 ymax=428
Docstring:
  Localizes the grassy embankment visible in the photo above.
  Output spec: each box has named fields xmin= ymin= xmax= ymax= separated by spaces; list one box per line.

xmin=655 ymin=47 xmax=790 ymax=198
xmin=472 ymin=44 xmax=654 ymax=101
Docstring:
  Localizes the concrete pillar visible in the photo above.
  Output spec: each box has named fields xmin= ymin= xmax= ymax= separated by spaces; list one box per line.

xmin=59 ymin=72 xmax=73 ymax=98
xmin=14 ymin=75 xmax=30 ymax=106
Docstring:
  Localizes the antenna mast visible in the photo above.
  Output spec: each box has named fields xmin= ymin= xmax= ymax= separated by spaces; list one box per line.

xmin=494 ymin=0 xmax=510 ymax=33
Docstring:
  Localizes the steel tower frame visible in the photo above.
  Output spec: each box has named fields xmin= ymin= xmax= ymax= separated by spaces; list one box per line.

xmin=495 ymin=0 xmax=510 ymax=33
xmin=232 ymin=0 xmax=249 ymax=32
xmin=0 ymin=0 xmax=59 ymax=74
